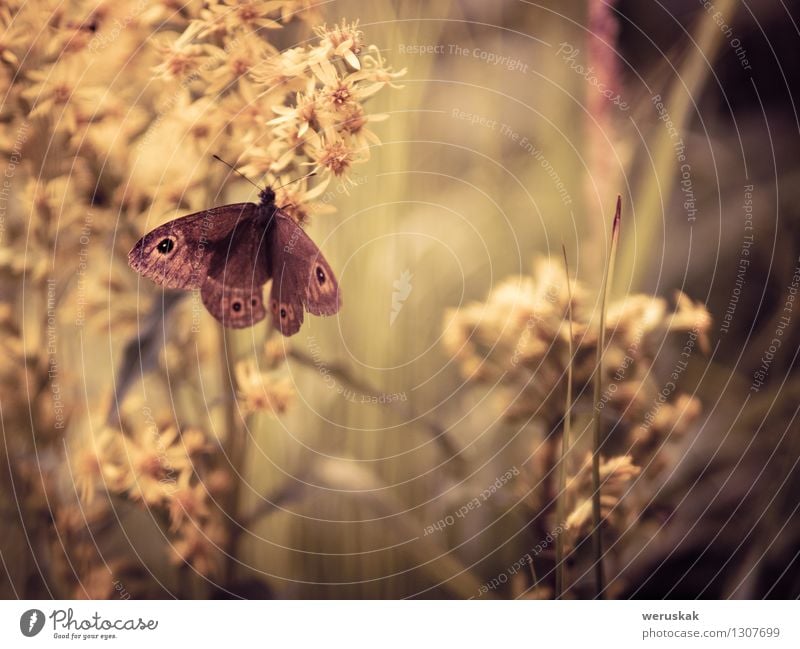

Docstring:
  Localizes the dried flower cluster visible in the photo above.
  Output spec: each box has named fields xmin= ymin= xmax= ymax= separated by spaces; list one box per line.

xmin=0 ymin=1 xmax=400 ymax=597
xmin=235 ymin=339 xmax=294 ymax=415
xmin=442 ymin=256 xmax=712 ymax=595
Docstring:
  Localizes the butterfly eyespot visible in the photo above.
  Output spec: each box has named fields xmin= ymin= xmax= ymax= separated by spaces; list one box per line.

xmin=280 ymin=308 xmax=287 ymax=319
xmin=156 ymin=238 xmax=175 ymax=254
xmin=251 ymin=298 xmax=258 ymax=307
xmin=316 ymin=267 xmax=326 ymax=284
xmin=270 ymin=300 xmax=278 ymax=313
xmin=232 ymin=301 xmax=242 ymax=312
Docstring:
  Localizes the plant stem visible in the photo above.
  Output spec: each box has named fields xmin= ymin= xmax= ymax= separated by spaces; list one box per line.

xmin=219 ymin=326 xmax=244 ymax=586
xmin=555 ymin=244 xmax=575 ymax=599
xmin=591 ymin=196 xmax=621 ymax=598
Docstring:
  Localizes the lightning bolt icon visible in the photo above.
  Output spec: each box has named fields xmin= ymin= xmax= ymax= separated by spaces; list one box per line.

xmin=28 ymin=611 xmax=38 ymax=632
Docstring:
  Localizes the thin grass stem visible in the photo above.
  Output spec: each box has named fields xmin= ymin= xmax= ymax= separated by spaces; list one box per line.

xmin=591 ymin=196 xmax=621 ymax=598
xmin=555 ymin=244 xmax=575 ymax=599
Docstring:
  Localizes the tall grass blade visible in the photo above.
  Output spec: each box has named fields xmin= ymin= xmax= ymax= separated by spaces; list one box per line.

xmin=591 ymin=196 xmax=622 ymax=598
xmin=556 ymin=244 xmax=574 ymax=599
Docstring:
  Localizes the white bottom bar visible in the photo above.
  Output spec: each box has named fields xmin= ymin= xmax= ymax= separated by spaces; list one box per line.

xmin=1 ymin=600 xmax=797 ymax=648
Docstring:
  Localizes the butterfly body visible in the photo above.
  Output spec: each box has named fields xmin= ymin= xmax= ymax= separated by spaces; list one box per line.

xmin=128 ymin=188 xmax=340 ymax=335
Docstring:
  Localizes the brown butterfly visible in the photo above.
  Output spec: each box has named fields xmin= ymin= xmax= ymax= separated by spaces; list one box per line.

xmin=128 ymin=179 xmax=340 ymax=336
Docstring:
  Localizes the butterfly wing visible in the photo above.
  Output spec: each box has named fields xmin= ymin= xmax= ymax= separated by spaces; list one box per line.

xmin=201 ymin=279 xmax=268 ymax=329
xmin=128 ymin=203 xmax=256 ymax=289
xmin=268 ymin=256 xmax=305 ymax=336
xmin=200 ymin=214 xmax=272 ymax=328
xmin=268 ymin=211 xmax=341 ymax=336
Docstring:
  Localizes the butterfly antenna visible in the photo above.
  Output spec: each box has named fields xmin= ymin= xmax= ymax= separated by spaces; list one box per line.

xmin=273 ymin=171 xmax=317 ymax=191
xmin=212 ymin=154 xmax=263 ymax=192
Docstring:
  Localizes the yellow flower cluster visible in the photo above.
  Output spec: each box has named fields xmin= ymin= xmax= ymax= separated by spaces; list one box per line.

xmin=562 ymin=454 xmax=642 ymax=546
xmin=143 ymin=12 xmax=403 ymax=212
xmin=64 ymin=417 xmax=230 ymax=577
xmin=235 ymin=338 xmax=294 ymax=415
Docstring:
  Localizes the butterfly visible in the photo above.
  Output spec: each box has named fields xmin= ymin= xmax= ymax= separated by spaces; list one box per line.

xmin=128 ymin=183 xmax=341 ymax=336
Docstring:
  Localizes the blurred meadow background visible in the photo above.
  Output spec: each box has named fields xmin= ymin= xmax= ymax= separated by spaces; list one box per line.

xmin=1 ymin=0 xmax=800 ymax=599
